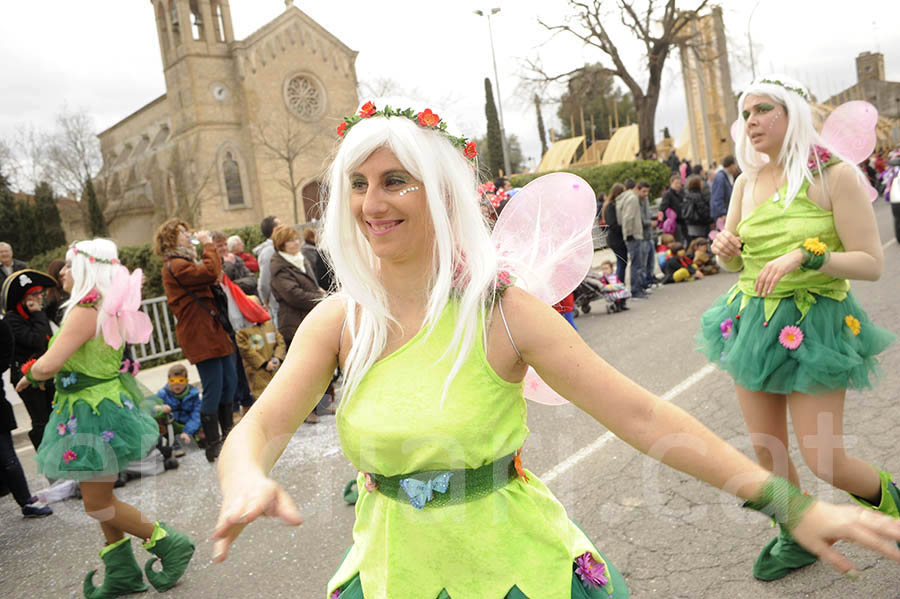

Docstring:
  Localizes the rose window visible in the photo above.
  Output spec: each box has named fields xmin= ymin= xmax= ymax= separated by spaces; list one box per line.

xmin=284 ymin=74 xmax=326 ymax=121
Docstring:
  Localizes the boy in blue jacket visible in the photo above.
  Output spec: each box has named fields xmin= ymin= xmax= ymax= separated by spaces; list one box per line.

xmin=154 ymin=364 xmax=201 ymax=457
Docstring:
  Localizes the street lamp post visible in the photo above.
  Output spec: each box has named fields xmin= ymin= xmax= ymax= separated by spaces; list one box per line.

xmin=474 ymin=7 xmax=511 ymax=176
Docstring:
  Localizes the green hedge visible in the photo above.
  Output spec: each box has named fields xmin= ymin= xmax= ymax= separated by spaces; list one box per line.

xmin=25 ymin=225 xmax=267 ymax=300
xmin=509 ymin=160 xmax=671 ymax=200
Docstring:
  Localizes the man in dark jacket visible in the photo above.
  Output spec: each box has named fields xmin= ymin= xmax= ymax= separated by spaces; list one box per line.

xmin=710 ymin=155 xmax=739 ymax=221
xmin=0 ymin=243 xmax=28 ymax=291
xmin=0 ymin=317 xmax=52 ymax=517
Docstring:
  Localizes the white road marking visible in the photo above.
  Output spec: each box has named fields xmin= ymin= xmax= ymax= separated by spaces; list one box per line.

xmin=883 ymin=238 xmax=896 ymax=250
xmin=540 ymin=363 xmax=717 ymax=484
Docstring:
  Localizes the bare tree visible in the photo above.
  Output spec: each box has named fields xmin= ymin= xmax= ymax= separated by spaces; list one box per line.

xmin=252 ymin=114 xmax=328 ymax=224
xmin=44 ymin=107 xmax=103 ymax=198
xmin=531 ymin=0 xmax=708 ymax=158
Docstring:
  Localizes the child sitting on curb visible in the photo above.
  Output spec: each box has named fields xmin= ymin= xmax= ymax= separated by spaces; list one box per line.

xmin=661 ymin=242 xmax=704 ymax=284
xmin=154 ymin=364 xmax=202 ymax=457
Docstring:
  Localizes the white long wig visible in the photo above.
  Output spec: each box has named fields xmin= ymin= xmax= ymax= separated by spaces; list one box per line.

xmin=320 ymin=106 xmax=498 ymax=404
xmin=60 ymin=238 xmax=121 ymax=337
xmin=735 ymin=74 xmax=863 ymax=207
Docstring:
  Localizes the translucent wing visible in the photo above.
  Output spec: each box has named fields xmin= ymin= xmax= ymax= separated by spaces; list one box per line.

xmin=491 ymin=173 xmax=596 ymax=406
xmin=820 ymin=101 xmax=879 ymax=202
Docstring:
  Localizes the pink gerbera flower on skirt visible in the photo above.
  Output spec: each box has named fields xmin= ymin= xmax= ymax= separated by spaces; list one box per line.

xmin=575 ymin=552 xmax=609 ymax=588
xmin=778 ymin=325 xmax=804 ymax=350
xmin=62 ymin=450 xmax=78 ymax=464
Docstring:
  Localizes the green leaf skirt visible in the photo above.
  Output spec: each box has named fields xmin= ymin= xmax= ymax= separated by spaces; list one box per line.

xmin=697 ymin=290 xmax=895 ymax=394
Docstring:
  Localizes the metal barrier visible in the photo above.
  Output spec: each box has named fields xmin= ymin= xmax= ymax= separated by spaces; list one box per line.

xmin=129 ymin=296 xmax=182 ymax=363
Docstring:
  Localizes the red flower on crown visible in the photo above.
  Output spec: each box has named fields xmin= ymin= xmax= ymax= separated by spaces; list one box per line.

xmin=464 ymin=141 xmax=478 ymax=159
xmin=337 ymin=122 xmax=349 ymax=137
xmin=359 ymin=101 xmax=377 ymax=118
xmin=417 ymin=108 xmax=440 ymax=127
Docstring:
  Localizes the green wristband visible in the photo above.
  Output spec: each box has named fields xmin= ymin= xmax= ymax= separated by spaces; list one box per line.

xmin=800 ymin=247 xmax=829 ymax=271
xmin=743 ymin=476 xmax=815 ymax=532
xmin=24 ymin=369 xmax=40 ymax=385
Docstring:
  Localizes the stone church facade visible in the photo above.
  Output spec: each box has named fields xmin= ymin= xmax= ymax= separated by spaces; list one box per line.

xmin=97 ymin=0 xmax=359 ymax=246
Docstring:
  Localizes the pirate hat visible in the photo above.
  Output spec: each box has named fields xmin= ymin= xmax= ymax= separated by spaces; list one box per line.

xmin=1 ymin=269 xmax=57 ymax=314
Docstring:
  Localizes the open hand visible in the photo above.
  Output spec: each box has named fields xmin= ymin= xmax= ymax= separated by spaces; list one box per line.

xmin=755 ymin=249 xmax=803 ymax=297
xmin=179 ymin=432 xmax=191 ymax=445
xmin=792 ymin=501 xmax=900 ymax=576
xmin=711 ymin=230 xmax=742 ymax=259
xmin=212 ymin=475 xmax=303 ymax=563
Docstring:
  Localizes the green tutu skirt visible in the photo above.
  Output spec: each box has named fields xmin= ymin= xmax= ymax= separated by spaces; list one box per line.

xmin=697 ymin=290 xmax=895 ymax=394
xmin=35 ymin=395 xmax=160 ymax=481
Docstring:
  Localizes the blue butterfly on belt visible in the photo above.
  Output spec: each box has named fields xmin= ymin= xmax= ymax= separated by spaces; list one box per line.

xmin=398 ymin=472 xmax=454 ymax=510
xmin=59 ymin=372 xmax=78 ymax=389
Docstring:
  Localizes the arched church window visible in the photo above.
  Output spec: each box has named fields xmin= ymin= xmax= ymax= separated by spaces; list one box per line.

xmin=222 ymin=152 xmax=244 ymax=206
xmin=169 ymin=1 xmax=181 ymax=44
xmin=283 ymin=73 xmax=327 ymax=121
xmin=189 ymin=0 xmax=204 ymax=41
xmin=212 ymin=1 xmax=225 ymax=42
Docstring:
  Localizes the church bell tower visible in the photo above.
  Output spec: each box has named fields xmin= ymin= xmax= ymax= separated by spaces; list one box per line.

xmin=150 ymin=0 xmax=239 ymax=134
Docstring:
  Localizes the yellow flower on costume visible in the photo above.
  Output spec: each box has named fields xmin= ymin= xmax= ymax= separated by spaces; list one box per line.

xmin=802 ymin=237 xmax=827 ymax=255
xmin=845 ymin=315 xmax=861 ymax=336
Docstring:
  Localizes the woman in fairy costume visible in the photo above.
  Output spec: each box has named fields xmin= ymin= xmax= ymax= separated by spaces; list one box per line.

xmin=212 ymin=100 xmax=900 ymax=598
xmin=15 ymin=239 xmax=195 ymax=598
xmin=699 ymin=75 xmax=897 ymax=581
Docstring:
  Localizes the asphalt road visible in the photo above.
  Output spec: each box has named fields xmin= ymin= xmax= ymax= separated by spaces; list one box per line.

xmin=2 ymin=200 xmax=899 ymax=599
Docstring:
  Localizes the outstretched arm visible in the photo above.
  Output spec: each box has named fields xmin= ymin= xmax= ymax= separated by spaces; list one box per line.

xmin=213 ymin=295 xmax=344 ymax=562
xmin=501 ymin=286 xmax=900 ymax=574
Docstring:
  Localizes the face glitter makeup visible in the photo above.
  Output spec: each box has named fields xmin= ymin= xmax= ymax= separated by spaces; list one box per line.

xmin=398 ymin=185 xmax=420 ymax=196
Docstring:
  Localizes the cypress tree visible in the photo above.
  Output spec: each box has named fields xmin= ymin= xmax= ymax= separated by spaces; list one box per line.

xmin=534 ymin=94 xmax=548 ymax=158
xmin=14 ymin=199 xmax=41 ymax=260
xmin=34 ymin=182 xmax=67 ymax=251
xmin=484 ymin=78 xmax=503 ymax=178
xmin=83 ymin=177 xmax=108 ymax=237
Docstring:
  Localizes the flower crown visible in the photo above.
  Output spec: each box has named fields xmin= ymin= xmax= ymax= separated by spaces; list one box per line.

xmin=337 ymin=101 xmax=478 ymax=162
xmin=70 ymin=244 xmax=118 ymax=265
xmin=759 ymin=78 xmax=810 ymax=102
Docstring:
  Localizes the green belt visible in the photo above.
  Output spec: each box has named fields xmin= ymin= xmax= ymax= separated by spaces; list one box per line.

xmin=54 ymin=370 xmax=146 ymax=416
xmin=368 ymin=452 xmax=518 ymax=510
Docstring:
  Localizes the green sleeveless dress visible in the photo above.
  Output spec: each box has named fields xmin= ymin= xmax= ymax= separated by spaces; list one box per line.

xmin=329 ymin=301 xmax=628 ymax=599
xmin=34 ymin=335 xmax=159 ymax=481
xmin=697 ymin=177 xmax=894 ymax=393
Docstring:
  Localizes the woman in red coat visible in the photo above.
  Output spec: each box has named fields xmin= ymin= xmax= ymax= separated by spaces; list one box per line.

xmin=154 ymin=218 xmax=237 ymax=462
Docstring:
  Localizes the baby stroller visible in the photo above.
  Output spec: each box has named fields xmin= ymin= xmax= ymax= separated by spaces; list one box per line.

xmin=574 ymin=270 xmax=626 ymax=315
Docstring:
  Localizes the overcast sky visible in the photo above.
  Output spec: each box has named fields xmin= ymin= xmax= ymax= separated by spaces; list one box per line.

xmin=1 ymin=0 xmax=898 ymax=181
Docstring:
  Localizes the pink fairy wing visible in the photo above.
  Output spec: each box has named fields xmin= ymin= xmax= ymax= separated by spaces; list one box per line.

xmin=523 ymin=367 xmax=568 ymax=406
xmin=730 ymin=119 xmax=742 ymax=143
xmin=120 ymin=310 xmax=152 ymax=345
xmin=101 ymin=315 xmax=123 ymax=349
xmin=491 ymin=173 xmax=595 ymax=406
xmin=124 ymin=268 xmax=143 ymax=311
xmin=102 ymin=266 xmax=130 ymax=316
xmin=491 ymin=172 xmax=595 ymax=305
xmin=820 ymin=101 xmax=878 ymax=165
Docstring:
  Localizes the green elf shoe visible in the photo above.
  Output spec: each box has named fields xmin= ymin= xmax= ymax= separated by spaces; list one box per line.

xmin=83 ymin=537 xmax=148 ymax=598
xmin=143 ymin=522 xmax=195 ymax=592
xmin=752 ymin=525 xmax=818 ymax=581
xmin=850 ymin=468 xmax=900 ymax=546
